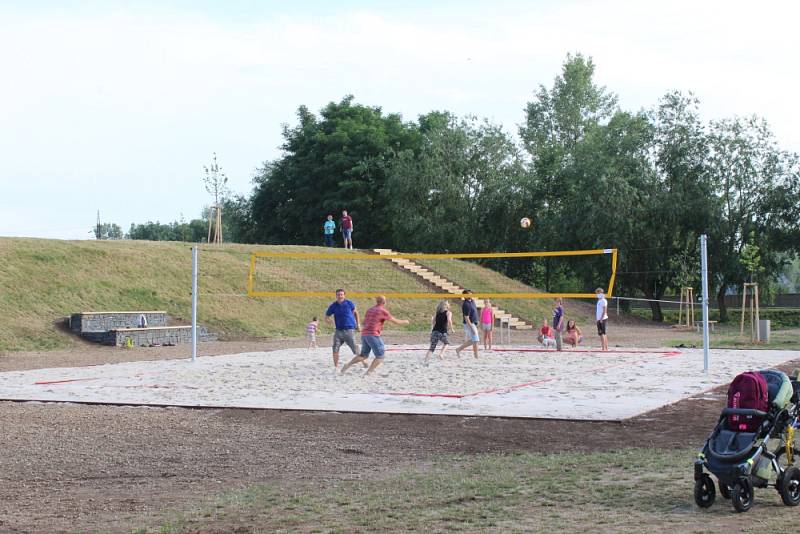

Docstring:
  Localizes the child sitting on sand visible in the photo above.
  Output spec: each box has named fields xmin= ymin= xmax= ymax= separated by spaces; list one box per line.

xmin=537 ymin=319 xmax=555 ymax=349
xmin=307 ymin=316 xmax=319 ymax=349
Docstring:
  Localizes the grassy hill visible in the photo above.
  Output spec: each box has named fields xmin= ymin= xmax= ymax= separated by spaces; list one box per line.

xmin=0 ymin=238 xmax=596 ymax=352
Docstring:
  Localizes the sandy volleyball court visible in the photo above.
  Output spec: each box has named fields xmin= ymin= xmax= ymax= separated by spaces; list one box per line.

xmin=1 ymin=345 xmax=797 ymax=420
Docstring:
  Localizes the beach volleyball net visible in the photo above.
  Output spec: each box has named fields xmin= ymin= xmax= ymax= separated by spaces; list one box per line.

xmin=247 ymin=249 xmax=618 ymax=300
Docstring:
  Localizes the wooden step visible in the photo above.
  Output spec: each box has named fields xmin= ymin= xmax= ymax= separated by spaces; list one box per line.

xmin=376 ymin=247 xmax=533 ymax=330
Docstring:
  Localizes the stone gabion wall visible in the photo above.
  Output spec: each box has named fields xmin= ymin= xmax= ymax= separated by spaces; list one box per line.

xmin=113 ymin=326 xmax=218 ymax=347
xmin=69 ymin=312 xmax=167 ymax=333
xmin=114 ymin=327 xmax=191 ymax=347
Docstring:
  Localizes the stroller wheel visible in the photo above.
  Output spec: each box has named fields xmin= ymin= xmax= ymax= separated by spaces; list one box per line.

xmin=731 ymin=478 xmax=754 ymax=513
xmin=694 ymin=474 xmax=716 ymax=508
xmin=778 ymin=466 xmax=800 ymax=506
xmin=718 ymin=482 xmax=731 ymax=499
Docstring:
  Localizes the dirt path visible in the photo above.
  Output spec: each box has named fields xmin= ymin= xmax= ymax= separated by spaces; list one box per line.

xmin=0 ymin=325 xmax=796 ymax=533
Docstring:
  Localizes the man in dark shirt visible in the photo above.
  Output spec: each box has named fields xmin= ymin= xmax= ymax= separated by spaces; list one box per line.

xmin=455 ymin=289 xmax=480 ymax=359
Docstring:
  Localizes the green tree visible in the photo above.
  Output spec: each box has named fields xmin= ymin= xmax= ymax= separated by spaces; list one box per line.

xmin=126 ymin=216 xmax=207 ymax=242
xmin=566 ymin=110 xmax=683 ymax=320
xmin=220 ymin=194 xmax=256 ymax=244
xmin=250 ymin=96 xmax=420 ymax=247
xmin=203 ymin=153 xmax=229 ymax=243
xmin=385 ymin=112 xmax=527 ymax=253
xmin=91 ymin=222 xmax=123 ymax=240
xmin=519 ymin=53 xmax=618 ymax=291
xmin=705 ymin=116 xmax=800 ymax=320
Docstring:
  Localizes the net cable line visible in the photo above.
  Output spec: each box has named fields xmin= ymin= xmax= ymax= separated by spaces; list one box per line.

xmin=247 ymin=248 xmax=618 ymax=300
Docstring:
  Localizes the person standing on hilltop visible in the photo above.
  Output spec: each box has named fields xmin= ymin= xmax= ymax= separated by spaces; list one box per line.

xmin=340 ymin=210 xmax=354 ymax=249
xmin=323 ymin=214 xmax=336 ymax=247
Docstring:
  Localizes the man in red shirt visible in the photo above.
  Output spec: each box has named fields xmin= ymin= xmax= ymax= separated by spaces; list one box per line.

xmin=341 ymin=295 xmax=409 ymax=376
xmin=340 ymin=210 xmax=354 ymax=249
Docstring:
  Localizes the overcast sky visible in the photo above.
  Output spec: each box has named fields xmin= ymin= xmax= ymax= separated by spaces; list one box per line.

xmin=1 ymin=0 xmax=798 ymax=240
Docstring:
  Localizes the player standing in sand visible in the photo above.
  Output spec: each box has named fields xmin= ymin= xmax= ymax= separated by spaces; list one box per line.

xmin=596 ymin=288 xmax=609 ymax=351
xmin=341 ymin=296 xmax=409 ymax=376
xmin=552 ymin=297 xmax=565 ymax=352
xmin=324 ymin=289 xmax=361 ymax=369
xmin=455 ymin=289 xmax=480 ymax=359
xmin=424 ymin=299 xmax=454 ymax=364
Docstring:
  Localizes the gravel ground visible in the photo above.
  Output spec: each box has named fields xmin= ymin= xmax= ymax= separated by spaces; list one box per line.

xmin=0 ymin=322 xmax=793 ymax=533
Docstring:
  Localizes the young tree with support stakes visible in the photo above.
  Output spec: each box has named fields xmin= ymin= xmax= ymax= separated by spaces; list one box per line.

xmin=203 ymin=153 xmax=229 ymax=244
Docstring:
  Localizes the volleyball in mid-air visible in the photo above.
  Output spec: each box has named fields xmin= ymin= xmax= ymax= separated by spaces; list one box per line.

xmin=520 ymin=217 xmax=532 ymax=229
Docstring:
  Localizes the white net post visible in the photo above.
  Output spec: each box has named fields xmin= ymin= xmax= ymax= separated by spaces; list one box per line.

xmin=700 ymin=234 xmax=710 ymax=372
xmin=191 ymin=246 xmax=198 ymax=363
xmin=499 ymin=317 xmax=511 ymax=345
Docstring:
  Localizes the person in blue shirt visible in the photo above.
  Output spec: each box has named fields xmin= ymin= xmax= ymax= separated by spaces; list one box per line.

xmin=323 ymin=214 xmax=336 ymax=247
xmin=324 ymin=288 xmax=361 ymax=369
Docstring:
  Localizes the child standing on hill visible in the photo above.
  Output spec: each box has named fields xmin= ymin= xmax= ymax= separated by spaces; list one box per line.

xmin=307 ymin=316 xmax=319 ymax=349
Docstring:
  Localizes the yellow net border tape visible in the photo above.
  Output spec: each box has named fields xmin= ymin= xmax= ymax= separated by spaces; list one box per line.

xmin=248 ymin=249 xmax=618 ymax=300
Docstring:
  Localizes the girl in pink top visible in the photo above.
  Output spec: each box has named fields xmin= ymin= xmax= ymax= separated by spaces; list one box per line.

xmin=306 ymin=316 xmax=319 ymax=349
xmin=480 ymin=299 xmax=495 ymax=350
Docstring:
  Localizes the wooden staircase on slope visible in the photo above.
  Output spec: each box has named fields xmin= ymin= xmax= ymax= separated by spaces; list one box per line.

xmin=373 ymin=249 xmax=533 ymax=330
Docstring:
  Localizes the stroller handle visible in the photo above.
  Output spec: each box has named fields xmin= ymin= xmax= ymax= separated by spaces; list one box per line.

xmin=721 ymin=408 xmax=767 ymax=418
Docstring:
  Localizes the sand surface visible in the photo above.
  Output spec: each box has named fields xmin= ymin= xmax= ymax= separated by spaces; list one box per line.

xmin=0 ymin=344 xmax=796 ymax=420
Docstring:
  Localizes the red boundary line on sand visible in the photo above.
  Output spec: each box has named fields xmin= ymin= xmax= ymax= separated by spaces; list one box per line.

xmin=34 ymin=377 xmax=101 ymax=385
xmin=30 ymin=349 xmax=685 ymax=400
xmin=383 ymin=349 xmax=684 ymax=399
xmin=387 ymin=347 xmax=681 ymax=355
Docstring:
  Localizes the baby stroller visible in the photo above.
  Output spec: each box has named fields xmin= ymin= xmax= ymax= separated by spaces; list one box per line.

xmin=694 ymin=369 xmax=800 ymax=512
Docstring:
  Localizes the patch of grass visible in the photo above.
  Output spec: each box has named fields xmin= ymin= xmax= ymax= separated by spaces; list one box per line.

xmin=417 ymin=258 xmax=596 ymax=327
xmin=1 ymin=238 xmax=606 ymax=352
xmin=0 ymin=239 xmax=490 ymax=351
xmin=670 ymin=326 xmax=800 ymax=350
xmin=632 ymin=308 xmax=800 ymax=328
xmin=134 ymin=447 xmax=800 ymax=532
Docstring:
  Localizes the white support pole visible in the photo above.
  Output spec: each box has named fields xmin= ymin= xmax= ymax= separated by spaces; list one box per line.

xmin=191 ymin=246 xmax=198 ymax=363
xmin=700 ymin=234 xmax=710 ymax=372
